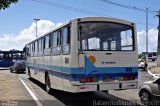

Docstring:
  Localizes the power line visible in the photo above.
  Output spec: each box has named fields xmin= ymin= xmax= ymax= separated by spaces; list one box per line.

xmin=136 ymin=21 xmax=157 ymax=27
xmin=99 ymin=0 xmax=158 ymax=27
xmin=31 ymin=0 xmax=106 ymax=16
xmin=31 ymin=0 xmax=157 ymax=27
xmin=100 ymin=0 xmax=157 ymax=14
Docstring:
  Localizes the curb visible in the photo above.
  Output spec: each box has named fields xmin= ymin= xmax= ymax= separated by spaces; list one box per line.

xmin=0 ymin=67 xmax=10 ymax=70
xmin=147 ymin=69 xmax=160 ymax=79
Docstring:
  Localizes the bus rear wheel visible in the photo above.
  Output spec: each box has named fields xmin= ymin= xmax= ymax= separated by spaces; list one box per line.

xmin=103 ymin=90 xmax=109 ymax=93
xmin=45 ymin=73 xmax=51 ymax=94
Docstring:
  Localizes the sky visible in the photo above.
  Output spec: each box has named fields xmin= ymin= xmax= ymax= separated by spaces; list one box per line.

xmin=0 ymin=0 xmax=160 ymax=53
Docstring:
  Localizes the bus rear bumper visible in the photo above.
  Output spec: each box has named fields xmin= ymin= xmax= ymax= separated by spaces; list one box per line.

xmin=76 ymin=81 xmax=138 ymax=92
xmin=99 ymin=82 xmax=138 ymax=90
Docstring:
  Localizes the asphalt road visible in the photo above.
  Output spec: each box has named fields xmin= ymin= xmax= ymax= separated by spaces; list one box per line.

xmin=0 ymin=69 xmax=154 ymax=106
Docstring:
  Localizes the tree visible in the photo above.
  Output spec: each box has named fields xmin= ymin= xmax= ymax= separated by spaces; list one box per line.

xmin=0 ymin=0 xmax=18 ymax=10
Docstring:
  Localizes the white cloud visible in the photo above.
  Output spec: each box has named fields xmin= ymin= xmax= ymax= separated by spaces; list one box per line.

xmin=0 ymin=22 xmax=158 ymax=54
xmin=137 ymin=28 xmax=158 ymax=53
xmin=0 ymin=20 xmax=62 ymax=51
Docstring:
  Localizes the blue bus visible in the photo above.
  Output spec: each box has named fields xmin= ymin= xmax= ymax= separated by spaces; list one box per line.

xmin=0 ymin=50 xmax=24 ymax=67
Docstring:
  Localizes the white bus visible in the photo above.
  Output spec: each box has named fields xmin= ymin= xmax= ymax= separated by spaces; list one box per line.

xmin=24 ymin=17 xmax=138 ymax=93
xmin=142 ymin=52 xmax=157 ymax=61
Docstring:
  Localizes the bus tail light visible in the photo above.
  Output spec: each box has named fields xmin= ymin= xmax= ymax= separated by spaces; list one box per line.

xmin=124 ymin=77 xmax=129 ymax=80
xmin=80 ymin=78 xmax=98 ymax=83
xmin=129 ymin=76 xmax=135 ymax=80
xmin=119 ymin=77 xmax=124 ymax=81
xmin=103 ymin=77 xmax=113 ymax=82
xmin=119 ymin=76 xmax=135 ymax=81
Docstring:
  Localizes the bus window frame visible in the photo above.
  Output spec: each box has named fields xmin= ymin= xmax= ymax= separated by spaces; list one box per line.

xmin=44 ymin=34 xmax=52 ymax=56
xmin=78 ymin=21 xmax=135 ymax=52
xmin=62 ymin=25 xmax=71 ymax=55
xmin=52 ymin=29 xmax=62 ymax=56
xmin=38 ymin=38 xmax=43 ymax=56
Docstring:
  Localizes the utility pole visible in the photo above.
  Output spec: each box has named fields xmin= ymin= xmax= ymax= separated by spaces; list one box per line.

xmin=34 ymin=18 xmax=40 ymax=38
xmin=157 ymin=10 xmax=160 ymax=66
xmin=145 ymin=7 xmax=149 ymax=60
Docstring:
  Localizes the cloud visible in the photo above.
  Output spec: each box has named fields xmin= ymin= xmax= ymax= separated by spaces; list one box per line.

xmin=0 ymin=20 xmax=62 ymax=51
xmin=137 ymin=28 xmax=158 ymax=53
xmin=0 ymin=21 xmax=158 ymax=54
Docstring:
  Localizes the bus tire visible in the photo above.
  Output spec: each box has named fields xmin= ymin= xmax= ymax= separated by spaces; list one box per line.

xmin=45 ymin=73 xmax=51 ymax=94
xmin=103 ymin=90 xmax=109 ymax=93
xmin=28 ymin=67 xmax=32 ymax=79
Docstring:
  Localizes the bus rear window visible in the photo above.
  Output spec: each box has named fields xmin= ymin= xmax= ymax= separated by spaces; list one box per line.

xmin=78 ymin=22 xmax=134 ymax=51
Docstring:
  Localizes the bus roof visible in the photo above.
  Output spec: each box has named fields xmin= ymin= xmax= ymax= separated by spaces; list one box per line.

xmin=25 ymin=17 xmax=135 ymax=46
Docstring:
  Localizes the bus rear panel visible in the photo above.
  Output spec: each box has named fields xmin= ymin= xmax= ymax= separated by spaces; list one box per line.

xmin=69 ymin=18 xmax=138 ymax=92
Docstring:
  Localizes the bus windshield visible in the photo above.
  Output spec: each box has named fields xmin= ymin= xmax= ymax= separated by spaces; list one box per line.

xmin=78 ymin=22 xmax=134 ymax=51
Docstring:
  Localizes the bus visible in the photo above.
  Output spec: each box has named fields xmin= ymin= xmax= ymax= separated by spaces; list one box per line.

xmin=24 ymin=17 xmax=138 ymax=93
xmin=142 ymin=52 xmax=157 ymax=61
xmin=0 ymin=50 xmax=24 ymax=67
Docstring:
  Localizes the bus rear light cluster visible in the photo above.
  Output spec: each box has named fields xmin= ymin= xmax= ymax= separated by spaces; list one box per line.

xmin=119 ymin=76 xmax=135 ymax=81
xmin=103 ymin=77 xmax=114 ymax=82
xmin=80 ymin=78 xmax=98 ymax=83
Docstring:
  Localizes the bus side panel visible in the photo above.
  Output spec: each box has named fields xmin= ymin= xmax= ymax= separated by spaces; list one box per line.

xmin=61 ymin=55 xmax=72 ymax=91
xmin=37 ymin=55 xmax=45 ymax=84
xmin=29 ymin=55 xmax=36 ymax=79
xmin=34 ymin=56 xmax=38 ymax=79
xmin=69 ymin=20 xmax=79 ymax=68
xmin=26 ymin=54 xmax=31 ymax=76
xmin=51 ymin=55 xmax=63 ymax=90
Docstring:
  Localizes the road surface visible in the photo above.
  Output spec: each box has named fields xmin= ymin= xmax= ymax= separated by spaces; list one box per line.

xmin=0 ymin=69 xmax=154 ymax=106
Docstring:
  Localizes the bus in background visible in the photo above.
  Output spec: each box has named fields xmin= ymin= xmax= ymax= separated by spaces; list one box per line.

xmin=24 ymin=17 xmax=138 ymax=93
xmin=142 ymin=52 xmax=157 ymax=61
xmin=0 ymin=50 xmax=24 ymax=67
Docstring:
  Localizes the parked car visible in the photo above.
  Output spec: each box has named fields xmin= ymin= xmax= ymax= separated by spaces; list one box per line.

xmin=10 ymin=60 xmax=26 ymax=73
xmin=138 ymin=60 xmax=145 ymax=70
xmin=139 ymin=78 xmax=160 ymax=105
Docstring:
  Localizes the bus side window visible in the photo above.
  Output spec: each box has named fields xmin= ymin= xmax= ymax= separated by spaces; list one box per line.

xmin=29 ymin=44 xmax=31 ymax=54
xmin=30 ymin=43 xmax=32 ymax=53
xmin=43 ymin=37 xmax=45 ymax=49
xmin=35 ymin=40 xmax=38 ymax=56
xmin=37 ymin=40 xmax=39 ymax=51
xmin=38 ymin=38 xmax=43 ymax=56
xmin=30 ymin=42 xmax=34 ymax=57
xmin=32 ymin=42 xmax=35 ymax=52
xmin=62 ymin=26 xmax=70 ymax=54
xmin=49 ymin=33 xmax=52 ymax=48
xmin=52 ymin=31 xmax=58 ymax=48
xmin=35 ymin=40 xmax=38 ymax=51
xmin=26 ymin=44 xmax=30 ymax=56
xmin=52 ymin=30 xmax=61 ymax=55
xmin=39 ymin=39 xmax=42 ymax=50
xmin=44 ymin=34 xmax=52 ymax=56
xmin=57 ymin=30 xmax=62 ymax=46
xmin=45 ymin=35 xmax=49 ymax=49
